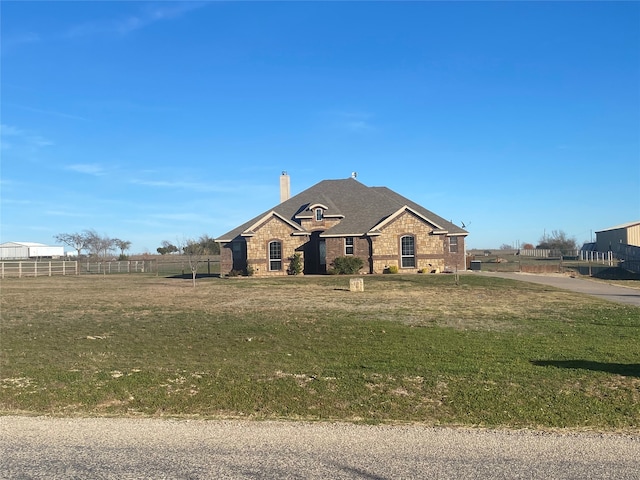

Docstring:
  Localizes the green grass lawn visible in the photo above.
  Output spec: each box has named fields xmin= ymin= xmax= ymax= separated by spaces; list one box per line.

xmin=1 ymin=274 xmax=638 ymax=431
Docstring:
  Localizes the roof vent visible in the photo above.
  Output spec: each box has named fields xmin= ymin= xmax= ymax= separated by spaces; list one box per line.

xmin=351 ymin=171 xmax=358 ymax=179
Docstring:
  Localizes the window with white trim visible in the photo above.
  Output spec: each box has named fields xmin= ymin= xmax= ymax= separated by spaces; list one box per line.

xmin=269 ymin=241 xmax=282 ymax=271
xmin=449 ymin=236 xmax=458 ymax=253
xmin=401 ymin=235 xmax=415 ymax=268
xmin=315 ymin=208 xmax=323 ymax=221
xmin=345 ymin=237 xmax=354 ymax=255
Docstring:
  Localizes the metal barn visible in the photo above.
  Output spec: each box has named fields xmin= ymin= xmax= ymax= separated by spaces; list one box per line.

xmin=0 ymin=242 xmax=65 ymax=260
xmin=595 ymin=221 xmax=640 ymax=253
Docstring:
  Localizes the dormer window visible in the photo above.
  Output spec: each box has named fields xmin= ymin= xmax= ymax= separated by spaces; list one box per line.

xmin=315 ymin=208 xmax=323 ymax=221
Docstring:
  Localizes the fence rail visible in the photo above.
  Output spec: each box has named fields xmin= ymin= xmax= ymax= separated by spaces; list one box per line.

xmin=520 ymin=249 xmax=579 ymax=258
xmin=0 ymin=258 xmax=221 ymax=278
xmin=1 ymin=261 xmax=79 ymax=278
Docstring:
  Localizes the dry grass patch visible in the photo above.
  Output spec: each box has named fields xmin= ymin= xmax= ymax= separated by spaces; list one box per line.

xmin=1 ymin=274 xmax=638 ymax=430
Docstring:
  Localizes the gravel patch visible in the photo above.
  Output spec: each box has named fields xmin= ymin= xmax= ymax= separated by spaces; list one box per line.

xmin=2 ymin=416 xmax=639 ymax=479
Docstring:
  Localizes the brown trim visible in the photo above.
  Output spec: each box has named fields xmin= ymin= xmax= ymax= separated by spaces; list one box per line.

xmin=416 ymin=253 xmax=444 ymax=259
xmin=372 ymin=254 xmax=399 ymax=261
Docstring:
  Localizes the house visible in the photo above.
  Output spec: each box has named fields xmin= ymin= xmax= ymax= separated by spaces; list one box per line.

xmin=215 ymin=174 xmax=468 ymax=276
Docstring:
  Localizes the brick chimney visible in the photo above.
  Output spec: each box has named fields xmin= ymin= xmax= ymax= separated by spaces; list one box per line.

xmin=279 ymin=171 xmax=290 ymax=203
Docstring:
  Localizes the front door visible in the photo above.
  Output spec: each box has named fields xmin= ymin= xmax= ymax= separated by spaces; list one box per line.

xmin=304 ymin=231 xmax=326 ymax=274
xmin=231 ymin=241 xmax=247 ymax=272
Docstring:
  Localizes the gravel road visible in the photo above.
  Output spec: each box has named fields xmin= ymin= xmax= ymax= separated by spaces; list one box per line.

xmin=2 ymin=416 xmax=639 ymax=479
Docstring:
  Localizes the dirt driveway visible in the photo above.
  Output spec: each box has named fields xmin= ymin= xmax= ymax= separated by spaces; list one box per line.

xmin=476 ymin=272 xmax=640 ymax=307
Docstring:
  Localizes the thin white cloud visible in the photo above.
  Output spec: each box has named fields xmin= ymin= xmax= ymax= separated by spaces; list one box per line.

xmin=150 ymin=212 xmax=212 ymax=223
xmin=0 ymin=32 xmax=40 ymax=55
xmin=0 ymin=124 xmax=54 ymax=150
xmin=129 ymin=178 xmax=240 ymax=193
xmin=64 ymin=2 xmax=209 ymax=39
xmin=343 ymin=120 xmax=374 ymax=132
xmin=13 ymin=104 xmax=88 ymax=122
xmin=0 ymin=124 xmax=25 ymax=136
xmin=329 ymin=111 xmax=376 ymax=132
xmin=66 ymin=164 xmax=106 ymax=176
xmin=44 ymin=209 xmax=90 ymax=218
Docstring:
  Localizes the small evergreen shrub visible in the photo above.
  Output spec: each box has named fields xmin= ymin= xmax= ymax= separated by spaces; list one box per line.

xmin=331 ymin=256 xmax=364 ymax=275
xmin=288 ymin=253 xmax=303 ymax=275
xmin=245 ymin=265 xmax=255 ymax=276
xmin=384 ymin=265 xmax=399 ymax=274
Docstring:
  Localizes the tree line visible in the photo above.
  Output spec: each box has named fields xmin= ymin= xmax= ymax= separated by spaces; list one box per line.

xmin=54 ymin=231 xmax=220 ymax=259
xmin=54 ymin=230 xmax=131 ymax=259
xmin=156 ymin=235 xmax=220 ymax=256
xmin=498 ymin=230 xmax=578 ymax=255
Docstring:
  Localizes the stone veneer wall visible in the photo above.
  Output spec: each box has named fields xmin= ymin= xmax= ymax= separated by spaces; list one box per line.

xmin=371 ymin=211 xmax=446 ymax=274
xmin=220 ymin=211 xmax=466 ymax=277
xmin=245 ymin=216 xmax=307 ymax=276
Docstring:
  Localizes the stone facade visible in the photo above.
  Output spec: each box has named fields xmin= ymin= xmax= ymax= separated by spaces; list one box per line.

xmin=370 ymin=211 xmax=459 ymax=274
xmin=221 ymin=210 xmax=466 ymax=276
xmin=244 ymin=217 xmax=307 ymax=276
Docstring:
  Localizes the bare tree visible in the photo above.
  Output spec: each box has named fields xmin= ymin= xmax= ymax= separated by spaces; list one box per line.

xmin=113 ymin=239 xmax=132 ymax=258
xmin=85 ymin=230 xmax=115 ymax=259
xmin=54 ymin=232 xmax=91 ymax=257
xmin=537 ymin=230 xmax=577 ymax=255
xmin=182 ymin=238 xmax=206 ymax=287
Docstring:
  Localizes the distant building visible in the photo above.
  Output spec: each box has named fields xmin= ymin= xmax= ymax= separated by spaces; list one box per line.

xmin=595 ymin=221 xmax=640 ymax=253
xmin=0 ymin=242 xmax=65 ymax=260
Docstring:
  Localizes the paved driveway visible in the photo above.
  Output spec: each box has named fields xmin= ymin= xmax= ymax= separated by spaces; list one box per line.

xmin=476 ymin=272 xmax=640 ymax=307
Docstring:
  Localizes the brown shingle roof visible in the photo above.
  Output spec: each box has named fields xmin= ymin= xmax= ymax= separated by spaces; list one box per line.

xmin=215 ymin=178 xmax=467 ymax=242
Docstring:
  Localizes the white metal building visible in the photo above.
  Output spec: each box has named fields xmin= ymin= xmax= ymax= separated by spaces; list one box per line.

xmin=0 ymin=242 xmax=65 ymax=260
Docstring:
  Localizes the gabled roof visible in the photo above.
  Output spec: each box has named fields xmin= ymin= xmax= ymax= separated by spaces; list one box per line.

xmin=239 ymin=210 xmax=307 ymax=237
xmin=215 ymin=178 xmax=468 ymax=242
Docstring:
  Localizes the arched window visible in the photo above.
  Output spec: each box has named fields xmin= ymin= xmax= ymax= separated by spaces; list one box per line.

xmin=269 ymin=241 xmax=282 ymax=271
xmin=401 ymin=235 xmax=415 ymax=268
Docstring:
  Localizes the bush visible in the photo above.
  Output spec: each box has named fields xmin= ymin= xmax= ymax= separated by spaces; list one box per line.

xmin=330 ymin=256 xmax=364 ymax=275
xmin=245 ymin=265 xmax=255 ymax=276
xmin=384 ymin=265 xmax=399 ymax=274
xmin=288 ymin=253 xmax=303 ymax=275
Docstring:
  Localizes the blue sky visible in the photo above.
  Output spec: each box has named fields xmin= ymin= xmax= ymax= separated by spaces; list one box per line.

xmin=2 ymin=1 xmax=639 ymax=254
